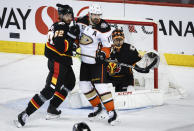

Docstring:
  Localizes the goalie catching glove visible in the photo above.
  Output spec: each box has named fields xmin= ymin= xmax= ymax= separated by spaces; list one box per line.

xmin=134 ymin=50 xmax=160 ymax=73
xmin=134 ymin=65 xmax=150 ymax=73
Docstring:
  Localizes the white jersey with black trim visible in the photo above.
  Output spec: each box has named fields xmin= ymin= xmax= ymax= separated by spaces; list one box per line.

xmin=77 ymin=16 xmax=113 ymax=64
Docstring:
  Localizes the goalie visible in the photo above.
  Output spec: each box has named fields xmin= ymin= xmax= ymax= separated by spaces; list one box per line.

xmin=96 ymin=29 xmax=159 ymax=92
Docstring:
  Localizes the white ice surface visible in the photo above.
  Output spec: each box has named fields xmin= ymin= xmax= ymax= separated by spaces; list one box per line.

xmin=0 ymin=52 xmax=194 ymax=131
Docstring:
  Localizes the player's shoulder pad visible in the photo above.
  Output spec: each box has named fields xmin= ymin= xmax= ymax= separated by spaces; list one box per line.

xmin=76 ymin=15 xmax=89 ymax=25
xmin=124 ymin=43 xmax=136 ymax=51
xmin=51 ymin=22 xmax=65 ymax=29
xmin=53 ymin=22 xmax=66 ymax=26
xmin=51 ymin=22 xmax=69 ymax=31
xmin=95 ymin=19 xmax=111 ymax=33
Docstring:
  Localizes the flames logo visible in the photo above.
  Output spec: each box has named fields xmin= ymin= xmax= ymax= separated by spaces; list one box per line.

xmin=107 ymin=62 xmax=121 ymax=76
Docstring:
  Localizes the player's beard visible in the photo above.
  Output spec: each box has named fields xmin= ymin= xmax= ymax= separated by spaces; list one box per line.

xmin=91 ymin=18 xmax=100 ymax=25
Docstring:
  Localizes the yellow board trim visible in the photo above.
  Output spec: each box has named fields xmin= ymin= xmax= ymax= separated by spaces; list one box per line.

xmin=1 ymin=41 xmax=194 ymax=67
xmin=164 ymin=53 xmax=194 ymax=67
xmin=0 ymin=40 xmax=44 ymax=55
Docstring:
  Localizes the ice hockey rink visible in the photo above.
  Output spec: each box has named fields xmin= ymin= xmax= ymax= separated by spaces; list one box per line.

xmin=0 ymin=52 xmax=194 ymax=131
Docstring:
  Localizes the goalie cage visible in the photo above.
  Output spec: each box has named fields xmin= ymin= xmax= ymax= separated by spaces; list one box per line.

xmin=67 ymin=19 xmax=186 ymax=110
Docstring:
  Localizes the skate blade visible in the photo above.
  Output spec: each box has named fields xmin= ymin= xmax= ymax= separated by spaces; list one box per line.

xmin=13 ymin=120 xmax=22 ymax=128
xmin=109 ymin=119 xmax=120 ymax=126
xmin=46 ymin=113 xmax=60 ymax=120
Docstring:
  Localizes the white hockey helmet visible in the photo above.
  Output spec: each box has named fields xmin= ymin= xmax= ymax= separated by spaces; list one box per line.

xmin=89 ymin=3 xmax=103 ymax=15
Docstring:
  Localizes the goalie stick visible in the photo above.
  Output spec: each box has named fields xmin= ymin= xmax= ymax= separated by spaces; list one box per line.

xmin=75 ymin=51 xmax=156 ymax=73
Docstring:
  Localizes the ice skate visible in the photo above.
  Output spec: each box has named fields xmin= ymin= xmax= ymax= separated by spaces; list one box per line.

xmin=14 ymin=111 xmax=28 ymax=128
xmin=88 ymin=104 xmax=105 ymax=121
xmin=108 ymin=110 xmax=118 ymax=126
xmin=46 ymin=105 xmax=61 ymax=120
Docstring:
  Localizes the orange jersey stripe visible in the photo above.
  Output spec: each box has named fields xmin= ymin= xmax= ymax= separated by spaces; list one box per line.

xmin=89 ymin=96 xmax=101 ymax=107
xmin=30 ymin=99 xmax=40 ymax=109
xmin=103 ymin=100 xmax=114 ymax=111
xmin=54 ymin=91 xmax=65 ymax=101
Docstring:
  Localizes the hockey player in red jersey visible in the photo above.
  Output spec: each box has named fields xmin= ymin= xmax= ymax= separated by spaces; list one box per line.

xmin=14 ymin=4 xmax=80 ymax=127
xmin=76 ymin=4 xmax=117 ymax=125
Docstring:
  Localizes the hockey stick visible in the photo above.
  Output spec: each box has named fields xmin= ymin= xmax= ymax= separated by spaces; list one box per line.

xmin=76 ymin=51 xmax=138 ymax=70
xmin=105 ymin=59 xmax=134 ymax=69
xmin=75 ymin=51 xmax=96 ymax=59
xmin=76 ymin=51 xmax=156 ymax=73
xmin=72 ymin=11 xmax=76 ymax=26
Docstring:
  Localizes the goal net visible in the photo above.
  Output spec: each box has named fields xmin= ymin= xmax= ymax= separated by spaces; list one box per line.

xmin=68 ymin=19 xmax=185 ymax=110
xmin=106 ymin=19 xmax=185 ymax=109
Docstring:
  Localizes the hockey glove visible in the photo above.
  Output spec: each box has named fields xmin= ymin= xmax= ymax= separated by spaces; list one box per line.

xmin=96 ymin=51 xmax=106 ymax=63
xmin=68 ymin=24 xmax=80 ymax=40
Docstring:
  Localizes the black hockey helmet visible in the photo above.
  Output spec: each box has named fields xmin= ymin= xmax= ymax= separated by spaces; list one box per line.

xmin=73 ymin=122 xmax=91 ymax=131
xmin=56 ymin=4 xmax=73 ymax=15
xmin=112 ymin=29 xmax=125 ymax=40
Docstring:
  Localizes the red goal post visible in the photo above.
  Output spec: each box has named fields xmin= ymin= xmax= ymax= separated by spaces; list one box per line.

xmin=105 ymin=19 xmax=158 ymax=89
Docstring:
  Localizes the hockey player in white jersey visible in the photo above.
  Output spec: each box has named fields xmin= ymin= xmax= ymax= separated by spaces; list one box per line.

xmin=76 ymin=4 xmax=117 ymax=125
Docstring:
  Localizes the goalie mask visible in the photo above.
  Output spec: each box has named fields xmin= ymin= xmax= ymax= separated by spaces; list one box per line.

xmin=112 ymin=29 xmax=125 ymax=51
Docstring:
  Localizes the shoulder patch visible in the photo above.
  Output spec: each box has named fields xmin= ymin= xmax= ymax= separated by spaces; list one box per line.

xmin=101 ymin=22 xmax=108 ymax=28
xmin=95 ymin=19 xmax=111 ymax=33
xmin=130 ymin=45 xmax=136 ymax=51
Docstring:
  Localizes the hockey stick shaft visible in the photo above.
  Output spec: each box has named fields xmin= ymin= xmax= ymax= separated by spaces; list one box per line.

xmin=76 ymin=51 xmax=135 ymax=69
xmin=72 ymin=12 xmax=76 ymax=26
xmin=105 ymin=59 xmax=134 ymax=69
xmin=75 ymin=52 xmax=96 ymax=59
